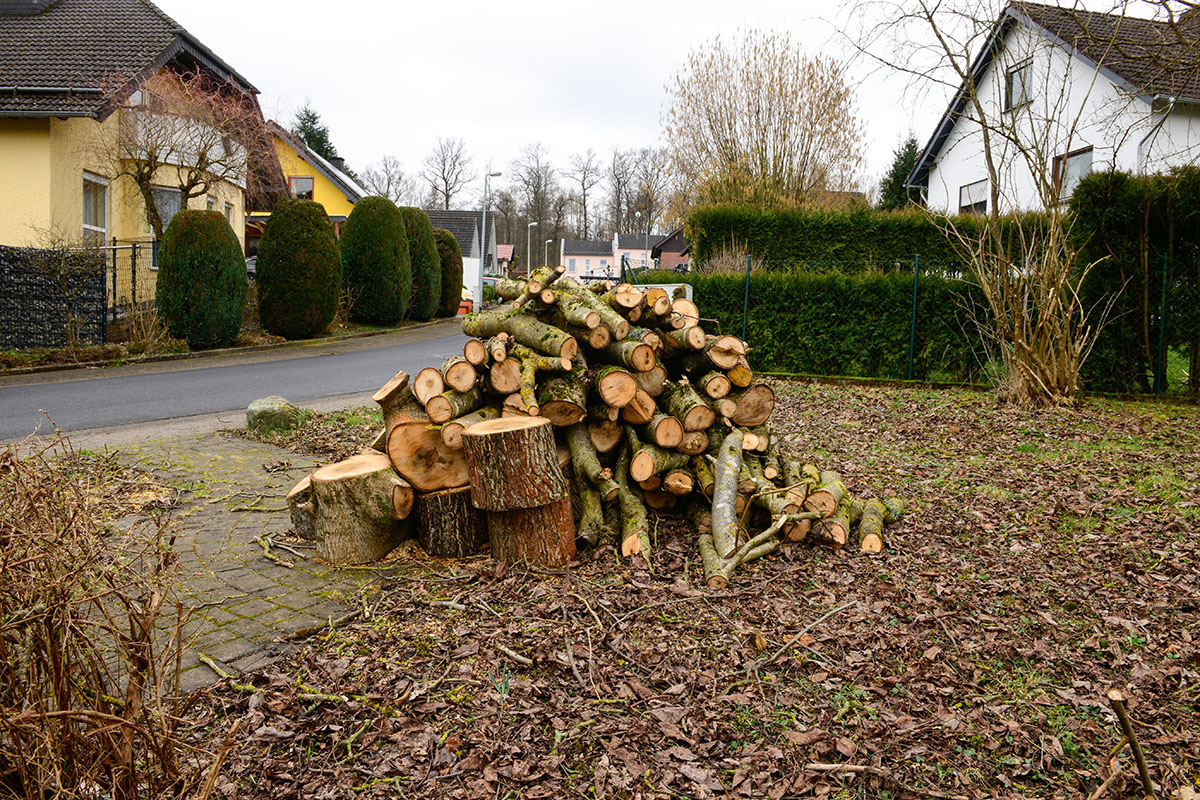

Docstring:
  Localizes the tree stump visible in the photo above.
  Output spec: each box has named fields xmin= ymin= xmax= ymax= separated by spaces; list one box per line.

xmin=486 ymin=496 xmax=575 ymax=566
xmin=309 ymin=451 xmax=414 ymax=565
xmin=460 ymin=417 xmax=568 ymax=511
xmin=416 ymin=486 xmax=488 ymax=557
xmin=286 ymin=474 xmax=316 ymax=540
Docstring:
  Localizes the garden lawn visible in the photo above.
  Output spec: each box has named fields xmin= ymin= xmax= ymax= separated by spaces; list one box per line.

xmin=200 ymin=381 xmax=1200 ymax=799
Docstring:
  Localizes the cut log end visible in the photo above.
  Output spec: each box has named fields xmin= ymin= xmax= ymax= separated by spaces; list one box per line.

xmin=463 ymin=338 xmax=487 ymax=365
xmin=414 ymin=367 xmax=445 ymax=405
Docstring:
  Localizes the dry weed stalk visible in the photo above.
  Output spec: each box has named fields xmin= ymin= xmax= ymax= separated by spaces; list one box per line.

xmin=0 ymin=438 xmax=228 ymax=799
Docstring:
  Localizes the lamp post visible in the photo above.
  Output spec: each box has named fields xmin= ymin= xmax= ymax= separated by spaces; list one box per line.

xmin=634 ymin=211 xmax=643 ymax=270
xmin=478 ymin=171 xmax=501 ymax=309
xmin=526 ymin=221 xmax=538 ymax=273
xmin=544 ymin=238 xmax=553 ymax=269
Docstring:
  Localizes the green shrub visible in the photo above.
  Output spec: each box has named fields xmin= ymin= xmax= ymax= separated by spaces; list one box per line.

xmin=433 ymin=228 xmax=464 ymax=317
xmin=340 ymin=197 xmax=410 ymax=324
xmin=646 ymin=269 xmax=986 ymax=383
xmin=256 ymin=198 xmax=342 ymax=339
xmin=155 ymin=209 xmax=246 ymax=349
xmin=398 ymin=207 xmax=441 ymax=321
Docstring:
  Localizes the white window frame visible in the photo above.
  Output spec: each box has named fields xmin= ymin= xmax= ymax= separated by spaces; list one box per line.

xmin=206 ymin=196 xmax=216 ymax=210
xmin=958 ymin=179 xmax=988 ymax=215
xmin=1005 ymin=61 xmax=1031 ymax=112
xmin=225 ymin=201 xmax=235 ymax=225
xmin=289 ymin=176 xmax=314 ymax=200
xmin=1053 ymin=146 xmax=1093 ymax=200
xmin=82 ymin=172 xmax=108 ymax=243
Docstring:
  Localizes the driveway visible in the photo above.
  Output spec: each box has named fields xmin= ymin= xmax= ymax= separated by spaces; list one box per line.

xmin=0 ymin=319 xmax=469 ymax=441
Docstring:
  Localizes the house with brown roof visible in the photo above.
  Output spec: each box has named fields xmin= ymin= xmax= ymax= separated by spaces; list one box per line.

xmin=908 ymin=1 xmax=1200 ymax=213
xmin=0 ymin=0 xmax=274 ymax=255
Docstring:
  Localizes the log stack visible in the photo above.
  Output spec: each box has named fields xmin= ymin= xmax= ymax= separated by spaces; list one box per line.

xmin=283 ymin=266 xmax=905 ymax=579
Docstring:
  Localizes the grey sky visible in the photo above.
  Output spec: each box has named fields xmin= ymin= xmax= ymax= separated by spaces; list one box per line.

xmin=152 ymin=1 xmax=962 ymax=205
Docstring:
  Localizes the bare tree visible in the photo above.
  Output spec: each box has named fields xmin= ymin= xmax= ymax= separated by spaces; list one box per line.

xmin=510 ymin=142 xmax=559 ymax=267
xmin=631 ymin=147 xmax=672 ymax=234
xmin=360 ymin=155 xmax=419 ymax=205
xmin=568 ymin=149 xmax=603 ymax=239
xmin=421 ymin=137 xmax=476 ymax=211
xmin=604 ymin=148 xmax=634 ymax=235
xmin=98 ymin=68 xmax=272 ymax=239
xmin=664 ymin=29 xmax=866 ymax=208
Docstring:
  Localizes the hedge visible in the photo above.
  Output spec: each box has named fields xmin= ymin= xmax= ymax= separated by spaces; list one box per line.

xmin=640 ymin=269 xmax=985 ymax=382
xmin=156 ymin=210 xmax=246 ymax=350
xmin=433 ymin=228 xmax=464 ymax=317
xmin=399 ymin=207 xmax=441 ymax=321
xmin=256 ymin=198 xmax=342 ymax=340
xmin=341 ymin=196 xmax=410 ymax=324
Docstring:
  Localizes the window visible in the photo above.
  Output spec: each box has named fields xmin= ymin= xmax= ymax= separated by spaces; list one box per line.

xmin=600 ymin=259 xmax=607 ymax=268
xmin=959 ymin=179 xmax=988 ymax=215
xmin=289 ymin=176 xmax=314 ymax=200
xmin=151 ymin=186 xmax=182 ymax=232
xmin=585 ymin=258 xmax=591 ymax=269
xmin=206 ymin=196 xmax=216 ymax=210
xmin=1053 ymin=146 xmax=1093 ymax=199
xmin=1005 ymin=61 xmax=1031 ymax=111
xmin=82 ymin=174 xmax=107 ymax=245
xmin=568 ymin=258 xmax=576 ymax=272
xmin=225 ymin=202 xmax=235 ymax=225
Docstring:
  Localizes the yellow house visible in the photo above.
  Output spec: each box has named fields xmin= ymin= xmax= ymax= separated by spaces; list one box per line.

xmin=0 ymin=0 xmax=269 ymax=304
xmin=245 ymin=121 xmax=367 ymax=252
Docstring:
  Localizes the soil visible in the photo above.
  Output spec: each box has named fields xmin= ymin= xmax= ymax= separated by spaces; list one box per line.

xmin=199 ymin=380 xmax=1200 ymax=799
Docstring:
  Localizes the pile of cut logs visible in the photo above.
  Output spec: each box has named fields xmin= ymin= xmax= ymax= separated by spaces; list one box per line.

xmin=285 ymin=267 xmax=903 ymax=588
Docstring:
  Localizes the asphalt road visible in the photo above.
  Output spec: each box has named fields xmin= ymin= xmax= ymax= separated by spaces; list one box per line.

xmin=0 ymin=322 xmax=470 ymax=441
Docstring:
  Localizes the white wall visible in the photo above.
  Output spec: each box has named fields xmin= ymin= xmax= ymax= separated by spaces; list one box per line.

xmin=923 ymin=15 xmax=1187 ymax=213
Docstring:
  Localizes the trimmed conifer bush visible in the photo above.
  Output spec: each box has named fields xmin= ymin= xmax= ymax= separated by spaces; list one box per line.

xmin=256 ymin=198 xmax=342 ymax=339
xmin=399 ymin=207 xmax=441 ymax=321
xmin=155 ymin=209 xmax=247 ymax=350
xmin=340 ymin=197 xmax=411 ymax=324
xmin=433 ymin=227 xmax=463 ymax=317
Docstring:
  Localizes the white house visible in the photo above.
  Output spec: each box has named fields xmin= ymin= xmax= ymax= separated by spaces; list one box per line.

xmin=908 ymin=2 xmax=1200 ymax=213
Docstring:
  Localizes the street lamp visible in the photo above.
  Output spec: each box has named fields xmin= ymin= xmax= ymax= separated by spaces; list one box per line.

xmin=634 ymin=211 xmax=644 ymax=270
xmin=544 ymin=238 xmax=553 ymax=269
xmin=478 ymin=171 xmax=501 ymax=309
xmin=526 ymin=221 xmax=538 ymax=274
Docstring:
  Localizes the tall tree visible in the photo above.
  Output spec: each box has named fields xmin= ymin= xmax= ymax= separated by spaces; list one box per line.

xmin=605 ymin=148 xmax=634 ymax=235
xmin=422 ymin=137 xmax=476 ymax=211
xmin=568 ymin=149 xmax=603 ymax=239
xmin=510 ymin=142 xmax=558 ymax=267
xmin=631 ymin=147 xmax=672 ymax=233
xmin=876 ymin=135 xmax=922 ymax=210
xmin=360 ymin=155 xmax=419 ymax=206
xmin=664 ymin=29 xmax=866 ymax=207
xmin=291 ymin=101 xmax=340 ymax=163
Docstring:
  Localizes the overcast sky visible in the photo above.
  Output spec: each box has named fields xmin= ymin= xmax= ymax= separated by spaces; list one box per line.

xmin=151 ymin=0 xmax=941 ymax=201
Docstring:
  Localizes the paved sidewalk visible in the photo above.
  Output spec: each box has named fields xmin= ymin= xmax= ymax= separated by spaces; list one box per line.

xmin=122 ymin=432 xmax=386 ymax=691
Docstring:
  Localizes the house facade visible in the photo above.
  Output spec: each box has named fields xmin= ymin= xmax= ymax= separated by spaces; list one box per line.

xmin=426 ymin=209 xmax=498 ymax=307
xmin=908 ymin=2 xmax=1200 ymax=213
xmin=0 ymin=0 xmax=264 ymax=253
xmin=651 ymin=227 xmax=690 ymax=271
xmin=560 ymin=239 xmax=615 ymax=277
xmin=614 ymin=233 xmax=665 ymax=271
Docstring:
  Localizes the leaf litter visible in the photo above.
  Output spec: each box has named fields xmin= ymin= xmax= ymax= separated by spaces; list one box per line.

xmin=199 ymin=381 xmax=1200 ymax=798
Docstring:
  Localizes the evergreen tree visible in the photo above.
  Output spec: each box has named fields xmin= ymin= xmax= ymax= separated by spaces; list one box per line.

xmin=877 ymin=135 xmax=922 ymax=210
xmin=291 ymin=102 xmax=340 ymax=163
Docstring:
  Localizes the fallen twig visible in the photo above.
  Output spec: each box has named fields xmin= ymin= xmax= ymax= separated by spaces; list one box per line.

xmin=283 ymin=609 xmax=362 ymax=641
xmin=752 ymin=600 xmax=857 ymax=673
xmin=495 ymin=643 xmax=534 ymax=666
xmin=197 ymin=652 xmax=255 ymax=693
xmin=1107 ymin=689 xmax=1157 ymax=799
xmin=254 ymin=535 xmax=293 ymax=568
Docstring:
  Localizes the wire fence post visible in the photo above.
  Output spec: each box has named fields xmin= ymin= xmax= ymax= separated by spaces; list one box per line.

xmin=110 ymin=236 xmax=118 ymax=324
xmin=907 ymin=254 xmax=920 ymax=380
xmin=130 ymin=242 xmax=138 ymax=310
xmin=1155 ymin=251 xmax=1169 ymax=395
xmin=741 ymin=253 xmax=751 ymax=341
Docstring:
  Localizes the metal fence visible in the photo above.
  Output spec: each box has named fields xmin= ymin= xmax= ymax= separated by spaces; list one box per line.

xmin=104 ymin=238 xmax=159 ymax=325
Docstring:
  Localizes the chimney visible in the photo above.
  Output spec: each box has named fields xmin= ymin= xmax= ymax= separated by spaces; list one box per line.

xmin=329 ymin=156 xmax=346 ymax=172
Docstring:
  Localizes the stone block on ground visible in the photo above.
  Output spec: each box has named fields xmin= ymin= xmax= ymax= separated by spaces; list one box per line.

xmin=247 ymin=396 xmax=302 ymax=433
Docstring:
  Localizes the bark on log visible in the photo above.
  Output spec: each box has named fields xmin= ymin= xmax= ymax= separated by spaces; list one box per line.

xmin=670 ymin=297 xmax=700 ymax=328
xmin=486 ymin=497 xmax=575 ymax=567
xmin=662 ymin=379 xmax=716 ymax=431
xmin=711 ymin=429 xmax=746 ymax=558
xmin=703 ymin=335 xmax=746 ymax=369
xmin=634 ymin=363 xmax=668 ymax=397
xmin=615 ymin=444 xmax=651 ymax=560
xmin=373 ymin=371 xmax=413 ymax=432
xmin=416 ymin=486 xmax=488 ymax=557
xmin=488 ymin=334 xmax=510 ymax=363
xmin=621 ymin=388 xmax=657 ymax=425
xmin=489 ymin=357 xmax=522 ymax=393
xmin=602 ymin=338 xmax=656 ymax=372
xmin=644 ymin=287 xmax=671 ymax=316
xmin=575 ymin=479 xmax=611 ymax=546
xmin=538 ymin=355 xmax=590 ymax=427
xmin=639 ymin=412 xmax=683 ymax=448
xmin=606 ymin=283 xmax=644 ymax=310
xmin=627 ymin=326 xmax=664 ymax=351
xmin=729 ymin=383 xmax=775 ymax=427
xmin=414 ymin=367 xmax=445 ymax=405
xmin=519 ymin=355 xmax=539 ymax=416
xmin=882 ymin=497 xmax=904 ymax=524
xmin=310 ymin=452 xmax=414 ymax=565
xmin=426 ymin=385 xmax=485 ymax=424
xmin=593 ymin=365 xmax=637 ymax=408
xmin=661 ymin=326 xmax=706 ymax=356
xmin=628 ymin=428 xmax=690 ymax=482
xmin=462 ymin=308 xmax=579 ymax=360
xmin=441 ymin=406 xmax=502 ymax=449
xmin=286 ymin=475 xmax=316 ymax=541
xmin=495 ymin=278 xmax=526 ymax=299
xmin=566 ymin=424 xmax=619 ymax=500
xmin=461 ymin=417 xmax=569 ymax=511
xmin=809 ymin=494 xmax=859 ymax=549
xmin=554 ymin=277 xmax=630 ymax=339
xmin=587 ymin=400 xmax=618 ymax=423
xmin=692 ymin=455 xmax=715 ymax=499
xmin=385 ymin=399 xmax=469 ymax=492
xmin=559 ymin=294 xmax=601 ymax=329
xmin=441 ymin=355 xmax=477 ymax=393
xmin=707 ymin=395 xmax=737 ymax=419
xmin=804 ymin=470 xmax=847 ymax=517
xmin=857 ymin=498 xmax=886 ymax=554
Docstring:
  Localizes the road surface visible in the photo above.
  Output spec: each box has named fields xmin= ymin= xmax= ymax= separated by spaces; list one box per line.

xmin=0 ymin=321 xmax=469 ymax=441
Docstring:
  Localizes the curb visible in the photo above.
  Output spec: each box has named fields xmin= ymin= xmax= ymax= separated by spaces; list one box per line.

xmin=1 ymin=318 xmax=461 ymax=378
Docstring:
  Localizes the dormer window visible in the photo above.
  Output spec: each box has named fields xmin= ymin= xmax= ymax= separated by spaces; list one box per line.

xmin=1005 ymin=61 xmax=1031 ymax=111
